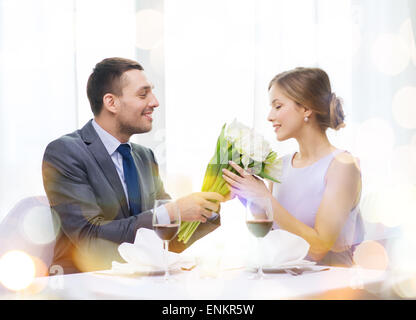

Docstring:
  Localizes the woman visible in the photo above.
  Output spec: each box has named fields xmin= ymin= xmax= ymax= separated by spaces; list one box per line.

xmin=222 ymin=67 xmax=364 ymax=267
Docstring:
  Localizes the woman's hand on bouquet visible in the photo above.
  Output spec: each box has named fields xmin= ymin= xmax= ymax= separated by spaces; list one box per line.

xmin=222 ymin=161 xmax=272 ymax=200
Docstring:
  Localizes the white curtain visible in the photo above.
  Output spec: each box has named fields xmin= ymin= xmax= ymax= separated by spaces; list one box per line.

xmin=349 ymin=0 xmax=416 ymax=241
xmin=163 ymin=0 xmax=358 ymax=197
xmin=164 ymin=0 xmax=256 ymax=198
xmin=0 ymin=0 xmax=138 ymax=222
xmin=0 ymin=1 xmax=77 ymax=220
xmin=164 ymin=0 xmax=416 ymax=248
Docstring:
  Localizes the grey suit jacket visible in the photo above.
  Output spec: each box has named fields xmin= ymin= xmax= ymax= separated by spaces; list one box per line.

xmin=42 ymin=120 xmax=220 ymax=274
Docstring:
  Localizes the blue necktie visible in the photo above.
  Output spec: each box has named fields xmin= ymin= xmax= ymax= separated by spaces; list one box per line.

xmin=117 ymin=144 xmax=141 ymax=216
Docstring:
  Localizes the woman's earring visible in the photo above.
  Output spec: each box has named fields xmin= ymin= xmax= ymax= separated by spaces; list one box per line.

xmin=304 ymin=116 xmax=309 ymax=123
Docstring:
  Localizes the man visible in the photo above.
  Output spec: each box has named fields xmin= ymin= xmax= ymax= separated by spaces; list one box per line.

xmin=42 ymin=57 xmax=224 ymax=274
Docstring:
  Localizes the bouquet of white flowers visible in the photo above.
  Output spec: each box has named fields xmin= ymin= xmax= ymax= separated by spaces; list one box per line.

xmin=177 ymin=119 xmax=282 ymax=244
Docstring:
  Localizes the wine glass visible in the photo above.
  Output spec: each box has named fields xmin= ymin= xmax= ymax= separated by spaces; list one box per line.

xmin=245 ymin=197 xmax=273 ymax=280
xmin=153 ymin=199 xmax=181 ymax=281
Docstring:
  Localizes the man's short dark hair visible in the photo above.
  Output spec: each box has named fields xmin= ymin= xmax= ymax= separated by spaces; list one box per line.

xmin=86 ymin=57 xmax=144 ymax=116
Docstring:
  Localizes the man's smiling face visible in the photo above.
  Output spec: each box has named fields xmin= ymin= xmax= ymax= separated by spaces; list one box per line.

xmin=115 ymin=69 xmax=159 ymax=135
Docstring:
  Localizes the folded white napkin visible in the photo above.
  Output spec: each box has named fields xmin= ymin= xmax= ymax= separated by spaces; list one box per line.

xmin=108 ymin=225 xmax=310 ymax=275
xmin=109 ymin=228 xmax=192 ymax=275
xmin=253 ymin=229 xmax=310 ymax=267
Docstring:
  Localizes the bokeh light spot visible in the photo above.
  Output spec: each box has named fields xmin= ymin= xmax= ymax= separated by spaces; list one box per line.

xmin=72 ymin=239 xmax=121 ymax=273
xmin=353 ymin=240 xmax=389 ymax=271
xmin=135 ymin=9 xmax=164 ymax=50
xmin=371 ymin=33 xmax=410 ymax=75
xmin=391 ymin=144 xmax=416 ymax=184
xmin=354 ymin=118 xmax=395 ymax=188
xmin=0 ymin=251 xmax=36 ymax=291
xmin=393 ymin=274 xmax=416 ymax=298
xmin=355 ymin=118 xmax=395 ymax=157
xmin=392 ymin=86 xmax=416 ymax=129
xmin=360 ymin=184 xmax=416 ymax=227
xmin=22 ymin=205 xmax=60 ymax=245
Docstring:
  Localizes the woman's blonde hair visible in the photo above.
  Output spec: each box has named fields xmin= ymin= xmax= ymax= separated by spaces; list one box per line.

xmin=268 ymin=67 xmax=345 ymax=131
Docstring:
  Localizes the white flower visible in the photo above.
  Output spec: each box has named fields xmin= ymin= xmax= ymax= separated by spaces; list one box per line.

xmin=226 ymin=119 xmax=271 ymax=163
xmin=249 ymin=132 xmax=271 ymax=162
xmin=225 ymin=119 xmax=251 ymax=143
xmin=241 ymin=154 xmax=250 ymax=169
xmin=264 ymin=157 xmax=283 ymax=180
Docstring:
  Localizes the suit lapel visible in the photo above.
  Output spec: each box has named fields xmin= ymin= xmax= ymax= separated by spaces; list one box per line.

xmin=80 ymin=120 xmax=130 ymax=218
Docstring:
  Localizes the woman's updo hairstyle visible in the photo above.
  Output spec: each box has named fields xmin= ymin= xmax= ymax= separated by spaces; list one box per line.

xmin=268 ymin=67 xmax=345 ymax=131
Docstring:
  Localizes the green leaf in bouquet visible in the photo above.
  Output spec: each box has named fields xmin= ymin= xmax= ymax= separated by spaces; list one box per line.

xmin=215 ymin=124 xmax=227 ymax=165
xmin=258 ymin=171 xmax=280 ymax=183
xmin=262 ymin=151 xmax=282 ymax=183
xmin=201 ymin=155 xmax=217 ymax=191
xmin=210 ymin=145 xmax=240 ymax=194
xmin=244 ymin=156 xmax=280 ymax=183
xmin=205 ymin=125 xmax=231 ymax=192
xmin=265 ymin=150 xmax=278 ymax=164
xmin=247 ymin=159 xmax=263 ymax=175
xmin=201 ymin=124 xmax=227 ymax=192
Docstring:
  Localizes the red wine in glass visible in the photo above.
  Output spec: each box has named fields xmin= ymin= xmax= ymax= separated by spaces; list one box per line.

xmin=153 ymin=199 xmax=181 ymax=281
xmin=154 ymin=224 xmax=180 ymax=241
xmin=245 ymin=197 xmax=273 ymax=280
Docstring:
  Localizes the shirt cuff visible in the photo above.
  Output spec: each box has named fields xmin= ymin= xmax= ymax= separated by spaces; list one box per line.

xmin=156 ymin=204 xmax=220 ymax=223
xmin=155 ymin=204 xmax=171 ymax=224
xmin=208 ymin=212 xmax=219 ymax=221
xmin=207 ymin=202 xmax=221 ymax=221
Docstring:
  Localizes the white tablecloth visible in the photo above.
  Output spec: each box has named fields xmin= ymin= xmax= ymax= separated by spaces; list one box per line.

xmin=25 ymin=265 xmax=387 ymax=300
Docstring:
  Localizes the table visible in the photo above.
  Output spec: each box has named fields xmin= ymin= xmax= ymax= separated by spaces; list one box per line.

xmin=19 ymin=265 xmax=388 ymax=300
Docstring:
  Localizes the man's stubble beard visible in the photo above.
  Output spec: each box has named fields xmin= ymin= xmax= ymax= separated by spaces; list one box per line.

xmin=118 ymin=120 xmax=151 ymax=137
